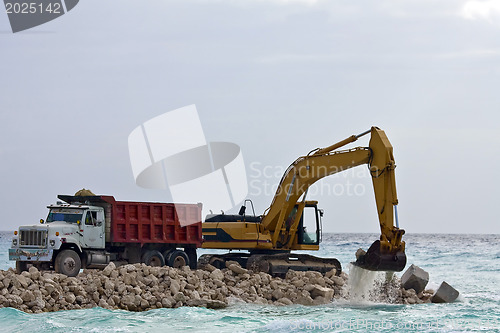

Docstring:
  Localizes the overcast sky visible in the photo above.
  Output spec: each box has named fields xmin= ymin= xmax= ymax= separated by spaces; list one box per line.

xmin=1 ymin=0 xmax=499 ymax=234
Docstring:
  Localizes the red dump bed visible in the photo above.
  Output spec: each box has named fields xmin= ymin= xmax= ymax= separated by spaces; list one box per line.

xmin=109 ymin=200 xmax=202 ymax=246
xmin=58 ymin=195 xmax=203 ymax=247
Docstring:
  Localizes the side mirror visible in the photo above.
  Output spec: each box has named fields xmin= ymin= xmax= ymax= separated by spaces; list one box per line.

xmin=40 ymin=219 xmax=44 ymax=224
xmin=319 ymin=209 xmax=324 ymax=218
xmin=238 ymin=206 xmax=246 ymax=216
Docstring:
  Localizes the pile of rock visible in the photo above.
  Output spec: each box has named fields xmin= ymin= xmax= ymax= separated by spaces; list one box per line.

xmin=0 ymin=261 xmax=458 ymax=313
xmin=0 ymin=262 xmax=347 ymax=313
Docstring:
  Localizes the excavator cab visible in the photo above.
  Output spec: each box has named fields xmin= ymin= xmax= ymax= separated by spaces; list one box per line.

xmin=297 ymin=204 xmax=322 ymax=246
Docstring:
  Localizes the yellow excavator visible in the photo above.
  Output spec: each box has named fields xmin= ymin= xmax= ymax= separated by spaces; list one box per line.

xmin=199 ymin=127 xmax=406 ymax=276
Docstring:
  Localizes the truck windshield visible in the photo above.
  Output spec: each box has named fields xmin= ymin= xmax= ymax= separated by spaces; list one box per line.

xmin=46 ymin=208 xmax=84 ymax=223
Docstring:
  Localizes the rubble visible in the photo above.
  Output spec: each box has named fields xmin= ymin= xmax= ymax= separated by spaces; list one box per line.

xmin=0 ymin=262 xmax=455 ymax=313
xmin=0 ymin=263 xmax=347 ymax=313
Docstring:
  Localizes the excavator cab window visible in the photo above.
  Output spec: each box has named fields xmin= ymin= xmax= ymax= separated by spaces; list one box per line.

xmin=297 ymin=205 xmax=320 ymax=245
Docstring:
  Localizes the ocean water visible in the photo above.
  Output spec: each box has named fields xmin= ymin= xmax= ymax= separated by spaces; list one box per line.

xmin=0 ymin=232 xmax=498 ymax=333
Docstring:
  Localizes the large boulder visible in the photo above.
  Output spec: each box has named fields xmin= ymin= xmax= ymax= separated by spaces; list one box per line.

xmin=431 ymin=281 xmax=459 ymax=303
xmin=102 ymin=262 xmax=116 ymax=276
xmin=401 ymin=264 xmax=429 ymax=294
xmin=228 ymin=264 xmax=248 ymax=275
xmin=309 ymin=285 xmax=334 ymax=301
xmin=206 ymin=299 xmax=227 ymax=309
xmin=209 ymin=269 xmax=224 ymax=281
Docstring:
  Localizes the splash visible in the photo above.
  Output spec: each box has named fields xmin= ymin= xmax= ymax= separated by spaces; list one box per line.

xmin=346 ymin=264 xmax=402 ymax=303
xmin=347 ymin=264 xmax=377 ymax=302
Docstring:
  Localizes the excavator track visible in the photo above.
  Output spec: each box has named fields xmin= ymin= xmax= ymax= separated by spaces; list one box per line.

xmin=198 ymin=253 xmax=341 ymax=277
xmin=197 ymin=253 xmax=250 ymax=270
xmin=247 ymin=254 xmax=341 ymax=277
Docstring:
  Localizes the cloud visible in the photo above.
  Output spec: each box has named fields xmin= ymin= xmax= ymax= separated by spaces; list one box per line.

xmin=461 ymin=0 xmax=500 ymax=21
xmin=436 ymin=48 xmax=500 ymax=59
xmin=267 ymin=0 xmax=318 ymax=4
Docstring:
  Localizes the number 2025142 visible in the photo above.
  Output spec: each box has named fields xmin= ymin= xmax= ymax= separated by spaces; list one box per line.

xmin=5 ymin=2 xmax=62 ymax=14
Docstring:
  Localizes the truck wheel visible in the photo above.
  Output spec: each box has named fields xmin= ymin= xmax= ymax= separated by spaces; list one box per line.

xmin=162 ymin=249 xmax=173 ymax=263
xmin=142 ymin=250 xmax=165 ymax=267
xmin=54 ymin=250 xmax=81 ymax=277
xmin=167 ymin=250 xmax=189 ymax=268
xmin=16 ymin=261 xmax=28 ymax=274
xmin=185 ymin=248 xmax=197 ymax=269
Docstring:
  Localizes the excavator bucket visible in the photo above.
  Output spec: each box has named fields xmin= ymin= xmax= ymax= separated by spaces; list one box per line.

xmin=353 ymin=240 xmax=407 ymax=272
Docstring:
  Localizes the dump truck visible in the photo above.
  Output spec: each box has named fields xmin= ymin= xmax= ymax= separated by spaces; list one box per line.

xmin=9 ymin=194 xmax=202 ymax=276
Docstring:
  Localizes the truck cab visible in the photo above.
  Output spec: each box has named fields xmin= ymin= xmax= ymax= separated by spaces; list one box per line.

xmin=46 ymin=203 xmax=106 ymax=248
xmin=9 ymin=202 xmax=105 ymax=275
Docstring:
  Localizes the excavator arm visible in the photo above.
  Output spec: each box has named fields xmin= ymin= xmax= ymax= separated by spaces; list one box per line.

xmin=357 ymin=127 xmax=406 ymax=271
xmin=260 ymin=126 xmax=406 ymax=271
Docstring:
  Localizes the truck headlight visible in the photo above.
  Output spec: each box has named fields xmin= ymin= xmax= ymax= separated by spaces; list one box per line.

xmin=12 ymin=239 xmax=17 ymax=246
xmin=50 ymin=240 xmax=55 ymax=247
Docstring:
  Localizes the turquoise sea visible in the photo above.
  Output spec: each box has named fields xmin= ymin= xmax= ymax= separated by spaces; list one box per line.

xmin=0 ymin=232 xmax=498 ymax=332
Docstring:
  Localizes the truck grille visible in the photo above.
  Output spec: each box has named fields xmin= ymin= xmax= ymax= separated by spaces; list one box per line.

xmin=19 ymin=230 xmax=47 ymax=247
